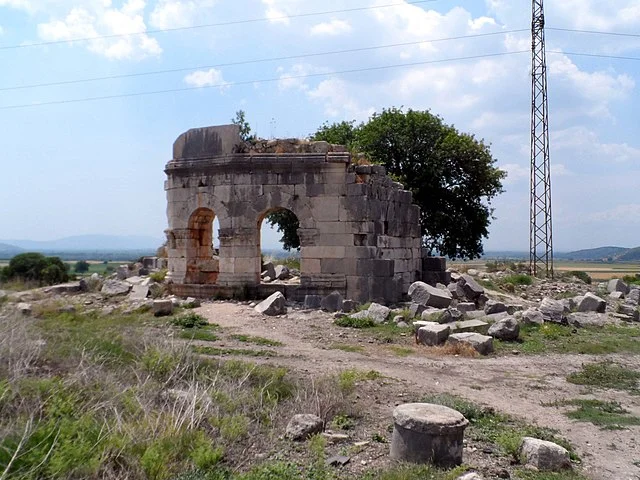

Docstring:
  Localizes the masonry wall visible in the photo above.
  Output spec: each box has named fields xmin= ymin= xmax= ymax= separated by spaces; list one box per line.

xmin=165 ymin=125 xmax=423 ymax=303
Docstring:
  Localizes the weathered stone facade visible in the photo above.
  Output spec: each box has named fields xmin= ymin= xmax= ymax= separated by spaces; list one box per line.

xmin=164 ymin=124 xmax=424 ymax=303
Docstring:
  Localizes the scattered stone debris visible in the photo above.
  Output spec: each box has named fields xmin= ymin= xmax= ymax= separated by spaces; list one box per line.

xmin=152 ymin=299 xmax=173 ymax=317
xmin=285 ymin=414 xmax=324 ymax=441
xmin=520 ymin=437 xmax=572 ymax=471
xmin=255 ymin=292 xmax=287 ymax=316
xmin=447 ymin=333 xmax=494 ymax=356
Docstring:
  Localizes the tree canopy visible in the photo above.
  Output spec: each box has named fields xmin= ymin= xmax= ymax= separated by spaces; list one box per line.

xmin=1 ymin=252 xmax=70 ymax=285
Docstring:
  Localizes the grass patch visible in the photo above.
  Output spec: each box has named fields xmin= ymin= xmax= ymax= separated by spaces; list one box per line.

xmin=423 ymin=394 xmax=578 ymax=462
xmin=337 ymin=369 xmax=382 ymax=394
xmin=478 ymin=279 xmax=498 ymax=290
xmin=329 ymin=343 xmax=365 ymax=353
xmin=567 ymin=361 xmax=640 ymax=394
xmin=548 ymin=399 xmax=640 ymax=429
xmin=388 ymin=346 xmax=414 ymax=357
xmin=495 ymin=323 xmax=640 ymax=355
xmin=192 ymin=345 xmax=277 ymax=357
xmin=514 ymin=470 xmax=590 ymax=480
xmin=334 ymin=315 xmax=376 ymax=329
xmin=179 ymin=329 xmax=219 ymax=342
xmin=502 ymin=274 xmax=534 ymax=286
xmin=172 ymin=312 xmax=210 ymax=329
xmin=230 ymin=334 xmax=283 ymax=347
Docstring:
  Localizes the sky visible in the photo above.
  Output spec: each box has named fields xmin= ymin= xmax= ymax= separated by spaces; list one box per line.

xmin=0 ymin=0 xmax=639 ymax=252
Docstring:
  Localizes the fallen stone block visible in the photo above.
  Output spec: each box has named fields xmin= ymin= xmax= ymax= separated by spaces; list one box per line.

xmin=101 ymin=280 xmax=132 ymax=296
xmin=285 ymin=414 xmax=323 ymax=441
xmin=417 ymin=324 xmax=451 ymax=346
xmin=261 ymin=262 xmax=276 ymax=280
xmin=627 ymin=288 xmax=640 ymax=305
xmin=577 ymin=292 xmax=606 ymax=313
xmin=129 ymin=284 xmax=149 ymax=301
xmin=567 ymin=312 xmax=609 ymax=328
xmin=520 ymin=437 xmax=571 ymax=471
xmin=274 ymin=265 xmax=290 ymax=280
xmin=609 ymin=291 xmax=624 ymax=301
xmin=255 ymin=292 xmax=287 ymax=316
xmin=408 ymin=281 xmax=452 ymax=308
xmin=447 ymin=333 xmax=494 ymax=355
xmin=304 ymin=295 xmax=322 ymax=309
xmin=458 ymin=274 xmax=484 ymax=300
xmin=321 ymin=291 xmax=343 ymax=313
xmin=617 ymin=304 xmax=640 ymax=322
xmin=367 ymin=303 xmax=390 ymax=324
xmin=608 ymin=278 xmax=630 ymax=295
xmin=522 ymin=308 xmax=544 ymax=325
xmin=456 ymin=302 xmax=476 ymax=313
xmin=342 ymin=299 xmax=358 ymax=313
xmin=448 ymin=319 xmax=490 ymax=335
xmin=17 ymin=302 xmax=32 ymax=316
xmin=484 ymin=300 xmax=507 ymax=315
xmin=487 ymin=317 xmax=519 ymax=341
xmin=539 ymin=297 xmax=567 ymax=323
xmin=152 ymin=299 xmax=173 ymax=317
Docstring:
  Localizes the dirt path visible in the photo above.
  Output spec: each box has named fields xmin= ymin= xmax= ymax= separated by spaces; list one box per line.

xmin=196 ymin=301 xmax=640 ymax=480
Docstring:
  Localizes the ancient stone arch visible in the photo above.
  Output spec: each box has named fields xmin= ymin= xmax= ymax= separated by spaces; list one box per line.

xmin=164 ymin=124 xmax=427 ymax=303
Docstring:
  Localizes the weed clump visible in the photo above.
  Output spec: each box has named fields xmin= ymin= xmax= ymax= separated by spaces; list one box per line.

xmin=172 ymin=312 xmax=209 ymax=329
xmin=334 ymin=315 xmax=376 ymax=329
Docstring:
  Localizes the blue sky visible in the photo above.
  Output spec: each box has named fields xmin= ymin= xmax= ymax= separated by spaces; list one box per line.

xmin=0 ymin=0 xmax=639 ymax=252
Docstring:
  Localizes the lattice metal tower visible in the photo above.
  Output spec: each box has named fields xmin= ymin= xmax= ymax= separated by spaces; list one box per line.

xmin=530 ymin=0 xmax=553 ymax=277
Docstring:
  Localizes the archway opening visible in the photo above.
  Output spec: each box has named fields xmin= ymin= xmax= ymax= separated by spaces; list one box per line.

xmin=185 ymin=207 xmax=219 ymax=284
xmin=258 ymin=208 xmax=301 ymax=284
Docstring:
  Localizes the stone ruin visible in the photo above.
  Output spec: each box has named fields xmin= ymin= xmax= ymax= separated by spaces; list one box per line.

xmin=164 ymin=124 xmax=447 ymax=303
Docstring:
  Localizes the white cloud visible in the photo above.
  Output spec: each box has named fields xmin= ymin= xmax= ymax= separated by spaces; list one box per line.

xmin=261 ymin=0 xmax=300 ymax=25
xmin=183 ymin=68 xmax=229 ymax=92
xmin=36 ymin=0 xmax=161 ymax=60
xmin=307 ymin=77 xmax=374 ymax=121
xmin=149 ymin=0 xmax=215 ymax=29
xmin=500 ymin=163 xmax=528 ymax=185
xmin=553 ymin=126 xmax=640 ymax=163
xmin=589 ymin=204 xmax=640 ymax=223
xmin=0 ymin=25 xmax=4 ymax=35
xmin=310 ymin=19 xmax=351 ymax=36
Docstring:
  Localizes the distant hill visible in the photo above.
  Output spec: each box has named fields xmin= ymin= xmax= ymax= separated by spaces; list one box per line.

xmin=615 ymin=247 xmax=640 ymax=262
xmin=560 ymin=246 xmax=631 ymax=261
xmin=0 ymin=242 xmax=23 ymax=258
xmin=1 ymin=235 xmax=163 ymax=252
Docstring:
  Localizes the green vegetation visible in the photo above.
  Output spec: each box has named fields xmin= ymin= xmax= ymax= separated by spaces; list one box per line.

xmin=192 ymin=346 xmax=277 ymax=357
xmin=623 ymin=274 xmax=640 ymax=286
xmin=334 ymin=315 xmax=376 ymax=329
xmin=495 ymin=323 xmax=640 ymax=355
xmin=423 ymin=394 xmax=578 ymax=463
xmin=172 ymin=312 xmax=210 ymax=329
xmin=230 ymin=334 xmax=283 ymax=347
xmin=74 ymin=260 xmax=90 ymax=273
xmin=547 ymin=399 xmax=640 ymax=429
xmin=180 ymin=329 xmax=219 ymax=342
xmin=151 ymin=268 xmax=168 ymax=282
xmin=0 ymin=252 xmax=69 ymax=287
xmin=388 ymin=346 xmax=414 ymax=357
xmin=502 ymin=274 xmax=533 ymax=286
xmin=566 ymin=271 xmax=592 ymax=284
xmin=567 ymin=361 xmax=640 ymax=394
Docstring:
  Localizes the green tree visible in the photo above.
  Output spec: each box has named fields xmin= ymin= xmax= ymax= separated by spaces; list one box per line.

xmin=312 ymin=108 xmax=505 ymax=259
xmin=265 ymin=210 xmax=300 ymax=251
xmin=354 ymin=107 xmax=505 ymax=259
xmin=74 ymin=260 xmax=90 ymax=273
xmin=231 ymin=110 xmax=254 ymax=142
xmin=3 ymin=252 xmax=69 ymax=285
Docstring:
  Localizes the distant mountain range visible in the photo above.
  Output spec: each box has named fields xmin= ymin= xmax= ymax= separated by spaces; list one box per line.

xmin=485 ymin=246 xmax=640 ymax=262
xmin=0 ymin=235 xmax=163 ymax=254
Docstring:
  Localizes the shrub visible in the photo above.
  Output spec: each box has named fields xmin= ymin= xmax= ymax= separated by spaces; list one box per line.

xmin=502 ymin=274 xmax=533 ymax=286
xmin=568 ymin=271 xmax=592 ymax=284
xmin=74 ymin=260 xmax=90 ymax=273
xmin=2 ymin=252 xmax=69 ymax=286
xmin=151 ymin=268 xmax=168 ymax=283
xmin=334 ymin=316 xmax=376 ymax=329
xmin=172 ymin=312 xmax=209 ymax=329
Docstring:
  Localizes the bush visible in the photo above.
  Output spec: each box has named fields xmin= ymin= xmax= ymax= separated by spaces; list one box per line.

xmin=568 ymin=271 xmax=592 ymax=284
xmin=150 ymin=269 xmax=168 ymax=283
xmin=502 ymin=274 xmax=533 ymax=286
xmin=334 ymin=316 xmax=376 ymax=329
xmin=74 ymin=260 xmax=90 ymax=273
xmin=172 ymin=312 xmax=209 ymax=329
xmin=1 ymin=253 xmax=69 ymax=286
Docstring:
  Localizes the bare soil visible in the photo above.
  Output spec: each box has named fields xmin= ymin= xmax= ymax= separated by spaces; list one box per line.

xmin=194 ymin=301 xmax=640 ymax=480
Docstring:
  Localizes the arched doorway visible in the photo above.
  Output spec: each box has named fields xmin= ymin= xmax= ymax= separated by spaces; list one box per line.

xmin=258 ymin=208 xmax=301 ymax=284
xmin=185 ymin=207 xmax=219 ymax=284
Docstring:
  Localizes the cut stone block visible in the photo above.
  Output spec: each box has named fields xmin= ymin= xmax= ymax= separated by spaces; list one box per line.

xmin=447 ymin=333 xmax=494 ymax=355
xmin=608 ymin=278 xmax=630 ymax=295
xmin=577 ymin=292 xmax=606 ymax=313
xmin=487 ymin=317 xmax=519 ymax=341
xmin=367 ymin=303 xmax=391 ymax=324
xmin=539 ymin=298 xmax=567 ymax=323
xmin=457 ymin=302 xmax=476 ymax=313
xmin=408 ymin=281 xmax=452 ymax=308
xmin=458 ymin=274 xmax=484 ymax=300
xmin=417 ymin=324 xmax=451 ymax=346
xmin=520 ymin=437 xmax=571 ymax=471
xmin=255 ymin=292 xmax=287 ymax=316
xmin=484 ymin=300 xmax=507 ymax=315
xmin=448 ymin=319 xmax=489 ymax=335
xmin=390 ymin=403 xmax=468 ymax=467
xmin=522 ymin=308 xmax=544 ymax=325
xmin=304 ymin=295 xmax=322 ymax=309
xmin=321 ymin=291 xmax=344 ymax=313
xmin=152 ymin=299 xmax=173 ymax=317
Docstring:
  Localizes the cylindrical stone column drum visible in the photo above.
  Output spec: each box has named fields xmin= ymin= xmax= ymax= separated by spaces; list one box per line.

xmin=390 ymin=403 xmax=469 ymax=467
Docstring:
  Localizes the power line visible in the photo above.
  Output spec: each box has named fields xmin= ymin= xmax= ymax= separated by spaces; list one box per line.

xmin=0 ymin=50 xmax=527 ymax=110
xmin=551 ymin=50 xmax=640 ymax=62
xmin=548 ymin=27 xmax=640 ymax=39
xmin=0 ymin=29 xmax=527 ymax=92
xmin=0 ymin=0 xmax=439 ymax=51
